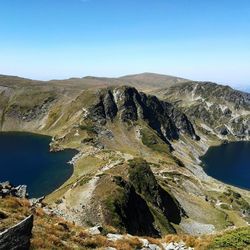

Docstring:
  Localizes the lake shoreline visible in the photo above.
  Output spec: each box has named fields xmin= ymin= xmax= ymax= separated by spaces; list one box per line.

xmin=200 ymin=141 xmax=250 ymax=191
xmin=0 ymin=132 xmax=78 ymax=198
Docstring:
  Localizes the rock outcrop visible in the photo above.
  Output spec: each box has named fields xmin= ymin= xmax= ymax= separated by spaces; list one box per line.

xmin=0 ymin=215 xmax=33 ymax=250
xmin=128 ymin=158 xmax=184 ymax=225
xmin=0 ymin=182 xmax=28 ymax=198
xmin=160 ymin=81 xmax=250 ymax=140
xmin=89 ymin=87 xmax=199 ymax=144
xmin=91 ymin=159 xmax=184 ymax=237
xmin=111 ymin=176 xmax=161 ymax=237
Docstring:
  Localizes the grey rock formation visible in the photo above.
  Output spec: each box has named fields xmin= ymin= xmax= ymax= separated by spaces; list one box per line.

xmin=161 ymin=81 xmax=250 ymax=140
xmin=15 ymin=185 xmax=28 ymax=199
xmin=86 ymin=225 xmax=103 ymax=235
xmin=89 ymin=87 xmax=199 ymax=144
xmin=0 ymin=215 xmax=33 ymax=250
xmin=0 ymin=182 xmax=28 ymax=198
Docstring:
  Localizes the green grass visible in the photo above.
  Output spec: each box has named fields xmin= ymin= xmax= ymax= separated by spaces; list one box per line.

xmin=104 ymin=187 xmax=127 ymax=231
xmin=140 ymin=128 xmax=170 ymax=154
xmin=128 ymin=158 xmax=158 ymax=203
xmin=148 ymin=204 xmax=175 ymax=235
xmin=210 ymin=227 xmax=250 ymax=249
xmin=79 ymin=124 xmax=97 ymax=134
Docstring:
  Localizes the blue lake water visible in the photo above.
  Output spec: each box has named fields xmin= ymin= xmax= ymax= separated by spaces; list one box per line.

xmin=0 ymin=132 xmax=77 ymax=198
xmin=201 ymin=141 xmax=250 ymax=190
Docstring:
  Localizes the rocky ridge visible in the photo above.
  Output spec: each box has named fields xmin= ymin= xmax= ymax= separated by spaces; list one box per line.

xmin=0 ymin=74 xmax=250 ymax=248
xmin=155 ymin=81 xmax=250 ymax=140
xmin=89 ymin=86 xmax=199 ymax=144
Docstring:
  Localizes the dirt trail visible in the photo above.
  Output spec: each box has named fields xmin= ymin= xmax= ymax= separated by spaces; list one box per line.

xmin=51 ymin=152 xmax=133 ymax=225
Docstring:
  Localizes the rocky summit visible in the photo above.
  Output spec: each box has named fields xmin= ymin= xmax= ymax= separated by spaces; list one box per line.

xmin=0 ymin=73 xmax=250 ymax=249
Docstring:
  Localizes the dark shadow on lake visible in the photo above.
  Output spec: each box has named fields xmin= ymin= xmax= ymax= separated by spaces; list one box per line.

xmin=0 ymin=132 xmax=77 ymax=198
xmin=201 ymin=141 xmax=250 ymax=190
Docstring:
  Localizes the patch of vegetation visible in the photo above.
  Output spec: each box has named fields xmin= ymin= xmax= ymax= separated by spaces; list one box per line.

xmin=103 ymin=175 xmax=161 ymax=237
xmin=79 ymin=176 xmax=92 ymax=186
xmin=141 ymin=128 xmax=170 ymax=154
xmin=220 ymin=204 xmax=231 ymax=210
xmin=148 ymin=204 xmax=175 ymax=235
xmin=79 ymin=124 xmax=97 ymax=134
xmin=81 ymin=137 xmax=94 ymax=144
xmin=104 ymin=187 xmax=127 ymax=231
xmin=0 ymin=197 xmax=30 ymax=231
xmin=221 ymin=189 xmax=250 ymax=212
xmin=128 ymin=158 xmax=158 ymax=203
xmin=210 ymin=227 xmax=250 ymax=249
xmin=0 ymin=196 xmax=144 ymax=249
xmin=128 ymin=158 xmax=182 ymax=226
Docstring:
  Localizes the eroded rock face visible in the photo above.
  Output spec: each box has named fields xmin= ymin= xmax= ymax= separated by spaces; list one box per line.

xmin=5 ymin=96 xmax=56 ymax=122
xmin=162 ymin=82 xmax=250 ymax=140
xmin=93 ymin=159 xmax=184 ymax=237
xmin=0 ymin=215 xmax=33 ymax=250
xmin=89 ymin=86 xmax=199 ymax=143
xmin=112 ymin=176 xmax=161 ymax=237
xmin=128 ymin=159 xmax=184 ymax=225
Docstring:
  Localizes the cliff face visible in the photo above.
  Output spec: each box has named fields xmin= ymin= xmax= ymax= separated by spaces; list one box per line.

xmin=156 ymin=82 xmax=250 ymax=140
xmin=89 ymin=87 xmax=199 ymax=144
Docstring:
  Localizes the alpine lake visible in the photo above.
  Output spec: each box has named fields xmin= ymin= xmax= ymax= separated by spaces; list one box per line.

xmin=201 ymin=141 xmax=250 ymax=190
xmin=0 ymin=132 xmax=77 ymax=198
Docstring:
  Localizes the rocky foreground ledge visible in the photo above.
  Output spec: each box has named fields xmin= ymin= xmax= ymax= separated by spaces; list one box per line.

xmin=0 ymin=181 xmax=194 ymax=250
xmin=0 ymin=215 xmax=33 ymax=250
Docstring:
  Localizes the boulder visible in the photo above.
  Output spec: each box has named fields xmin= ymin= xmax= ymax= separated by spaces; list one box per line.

xmin=15 ymin=185 xmax=28 ymax=198
xmin=86 ymin=225 xmax=103 ymax=235
xmin=148 ymin=244 xmax=161 ymax=250
xmin=106 ymin=233 xmax=124 ymax=241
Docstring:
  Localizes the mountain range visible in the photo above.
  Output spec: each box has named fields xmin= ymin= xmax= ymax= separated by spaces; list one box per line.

xmin=0 ymin=73 xmax=249 ymax=249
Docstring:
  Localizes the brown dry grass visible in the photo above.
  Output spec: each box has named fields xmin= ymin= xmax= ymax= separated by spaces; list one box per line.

xmin=114 ymin=237 xmax=142 ymax=250
xmin=163 ymin=234 xmax=213 ymax=249
xmin=0 ymin=196 xmax=220 ymax=250
xmin=0 ymin=197 xmax=31 ymax=231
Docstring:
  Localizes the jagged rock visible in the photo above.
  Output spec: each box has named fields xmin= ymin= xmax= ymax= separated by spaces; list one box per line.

xmin=89 ymin=87 xmax=199 ymax=143
xmin=0 ymin=181 xmax=11 ymax=189
xmin=15 ymin=185 xmax=28 ymax=198
xmin=0 ymin=182 xmax=28 ymax=199
xmin=128 ymin=159 xmax=184 ymax=226
xmin=29 ymin=196 xmax=45 ymax=207
xmin=220 ymin=127 xmax=229 ymax=136
xmin=0 ymin=215 xmax=33 ymax=250
xmin=162 ymin=81 xmax=250 ymax=140
xmin=7 ymin=96 xmax=55 ymax=122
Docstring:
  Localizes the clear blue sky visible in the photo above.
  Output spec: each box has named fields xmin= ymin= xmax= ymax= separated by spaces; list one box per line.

xmin=0 ymin=0 xmax=250 ymax=90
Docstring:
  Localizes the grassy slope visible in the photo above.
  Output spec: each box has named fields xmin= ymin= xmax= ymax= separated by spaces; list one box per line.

xmin=0 ymin=74 xmax=249 ymax=248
